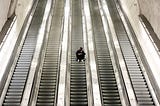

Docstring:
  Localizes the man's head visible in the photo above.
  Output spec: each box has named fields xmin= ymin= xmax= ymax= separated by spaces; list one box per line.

xmin=80 ymin=47 xmax=83 ymax=50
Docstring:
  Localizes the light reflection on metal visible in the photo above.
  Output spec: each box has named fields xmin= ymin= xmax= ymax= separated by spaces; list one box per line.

xmin=83 ymin=0 xmax=102 ymax=105
xmin=82 ymin=0 xmax=93 ymax=104
xmin=57 ymin=0 xmax=70 ymax=105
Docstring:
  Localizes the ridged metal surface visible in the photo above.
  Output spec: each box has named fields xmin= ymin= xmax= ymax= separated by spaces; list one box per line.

xmin=89 ymin=0 xmax=122 ymax=105
xmin=36 ymin=0 xmax=64 ymax=105
xmin=70 ymin=0 xmax=88 ymax=105
xmin=107 ymin=0 xmax=155 ymax=105
xmin=2 ymin=0 xmax=47 ymax=105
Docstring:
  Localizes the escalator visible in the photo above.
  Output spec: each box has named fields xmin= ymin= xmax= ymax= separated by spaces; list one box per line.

xmin=35 ymin=0 xmax=64 ymax=105
xmin=70 ymin=0 xmax=88 ymax=105
xmin=89 ymin=0 xmax=122 ymax=105
xmin=106 ymin=0 xmax=155 ymax=105
xmin=2 ymin=0 xmax=47 ymax=105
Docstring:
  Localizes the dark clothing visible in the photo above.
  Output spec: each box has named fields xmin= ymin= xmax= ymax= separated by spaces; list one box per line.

xmin=76 ymin=49 xmax=85 ymax=62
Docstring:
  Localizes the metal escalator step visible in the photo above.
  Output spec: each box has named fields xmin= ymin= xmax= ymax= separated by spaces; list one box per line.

xmin=70 ymin=86 xmax=87 ymax=89
xmin=71 ymin=72 xmax=85 ymax=77
xmin=37 ymin=96 xmax=54 ymax=99
xmin=9 ymin=83 xmax=25 ymax=86
xmin=70 ymin=102 xmax=88 ymax=105
xmin=71 ymin=67 xmax=85 ymax=69
xmin=138 ymin=102 xmax=154 ymax=105
xmin=39 ymin=89 xmax=55 ymax=92
xmin=40 ymin=83 xmax=56 ymax=86
xmin=132 ymin=81 xmax=147 ymax=85
xmin=6 ymin=91 xmax=23 ymax=95
xmin=70 ymin=81 xmax=86 ymax=84
xmin=41 ymin=77 xmax=56 ymax=80
xmin=71 ymin=89 xmax=87 ymax=92
xmin=72 ymin=74 xmax=86 ymax=80
xmin=70 ymin=94 xmax=87 ymax=98
xmin=70 ymin=92 xmax=87 ymax=95
xmin=136 ymin=95 xmax=152 ymax=98
xmin=36 ymin=103 xmax=54 ymax=106
xmin=131 ymin=78 xmax=145 ymax=81
xmin=100 ymin=78 xmax=116 ymax=81
xmin=41 ymin=74 xmax=57 ymax=77
xmin=103 ymin=96 xmax=120 ymax=100
xmin=98 ymin=67 xmax=113 ymax=70
xmin=16 ymin=63 xmax=30 ymax=67
xmin=103 ymin=93 xmax=120 ymax=97
xmin=4 ymin=99 xmax=21 ymax=103
xmin=102 ymin=90 xmax=119 ymax=93
xmin=14 ymin=69 xmax=29 ymax=72
xmin=71 ymin=69 xmax=86 ymax=71
xmin=137 ymin=97 xmax=153 ymax=102
xmin=103 ymin=100 xmax=121 ymax=104
xmin=100 ymin=81 xmax=116 ymax=84
xmin=134 ymin=88 xmax=149 ymax=91
xmin=101 ymin=86 xmax=118 ymax=90
xmin=12 ymin=75 xmax=27 ymax=77
xmin=101 ymin=83 xmax=117 ymax=86
xmin=100 ymin=72 xmax=115 ymax=77
xmin=71 ymin=77 xmax=86 ymax=80
xmin=103 ymin=104 xmax=121 ymax=106
xmin=11 ymin=77 xmax=27 ymax=80
xmin=39 ymin=86 xmax=56 ymax=89
xmin=3 ymin=103 xmax=20 ymax=106
xmin=37 ymin=99 xmax=54 ymax=103
xmin=135 ymin=91 xmax=150 ymax=95
xmin=5 ymin=96 xmax=21 ymax=99
xmin=130 ymin=73 xmax=142 ymax=76
xmin=38 ymin=92 xmax=55 ymax=96
xmin=40 ymin=80 xmax=56 ymax=83
xmin=8 ymin=86 xmax=24 ymax=89
xmin=13 ymin=72 xmax=28 ymax=75
xmin=71 ymin=71 xmax=86 ymax=74
xmin=70 ymin=98 xmax=88 ymax=102
xmin=7 ymin=88 xmax=23 ymax=92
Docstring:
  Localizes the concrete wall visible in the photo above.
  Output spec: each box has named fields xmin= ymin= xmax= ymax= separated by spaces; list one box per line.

xmin=0 ymin=0 xmax=34 ymax=34
xmin=138 ymin=0 xmax=160 ymax=39
xmin=8 ymin=0 xmax=18 ymax=18
xmin=119 ymin=0 xmax=160 ymax=39
xmin=0 ymin=0 xmax=11 ymax=31
xmin=15 ymin=0 xmax=34 ymax=35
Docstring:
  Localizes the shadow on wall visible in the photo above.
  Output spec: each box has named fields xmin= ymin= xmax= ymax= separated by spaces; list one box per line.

xmin=0 ymin=0 xmax=17 ymax=32
xmin=139 ymin=14 xmax=160 ymax=51
xmin=7 ymin=0 xmax=18 ymax=18
xmin=138 ymin=0 xmax=160 ymax=40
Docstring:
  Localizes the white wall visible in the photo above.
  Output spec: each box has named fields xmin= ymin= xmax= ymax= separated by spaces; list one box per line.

xmin=138 ymin=0 xmax=160 ymax=39
xmin=0 ymin=0 xmax=34 ymax=35
xmin=14 ymin=0 xmax=35 ymax=36
xmin=119 ymin=0 xmax=160 ymax=39
xmin=0 ymin=0 xmax=11 ymax=31
xmin=7 ymin=0 xmax=18 ymax=18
